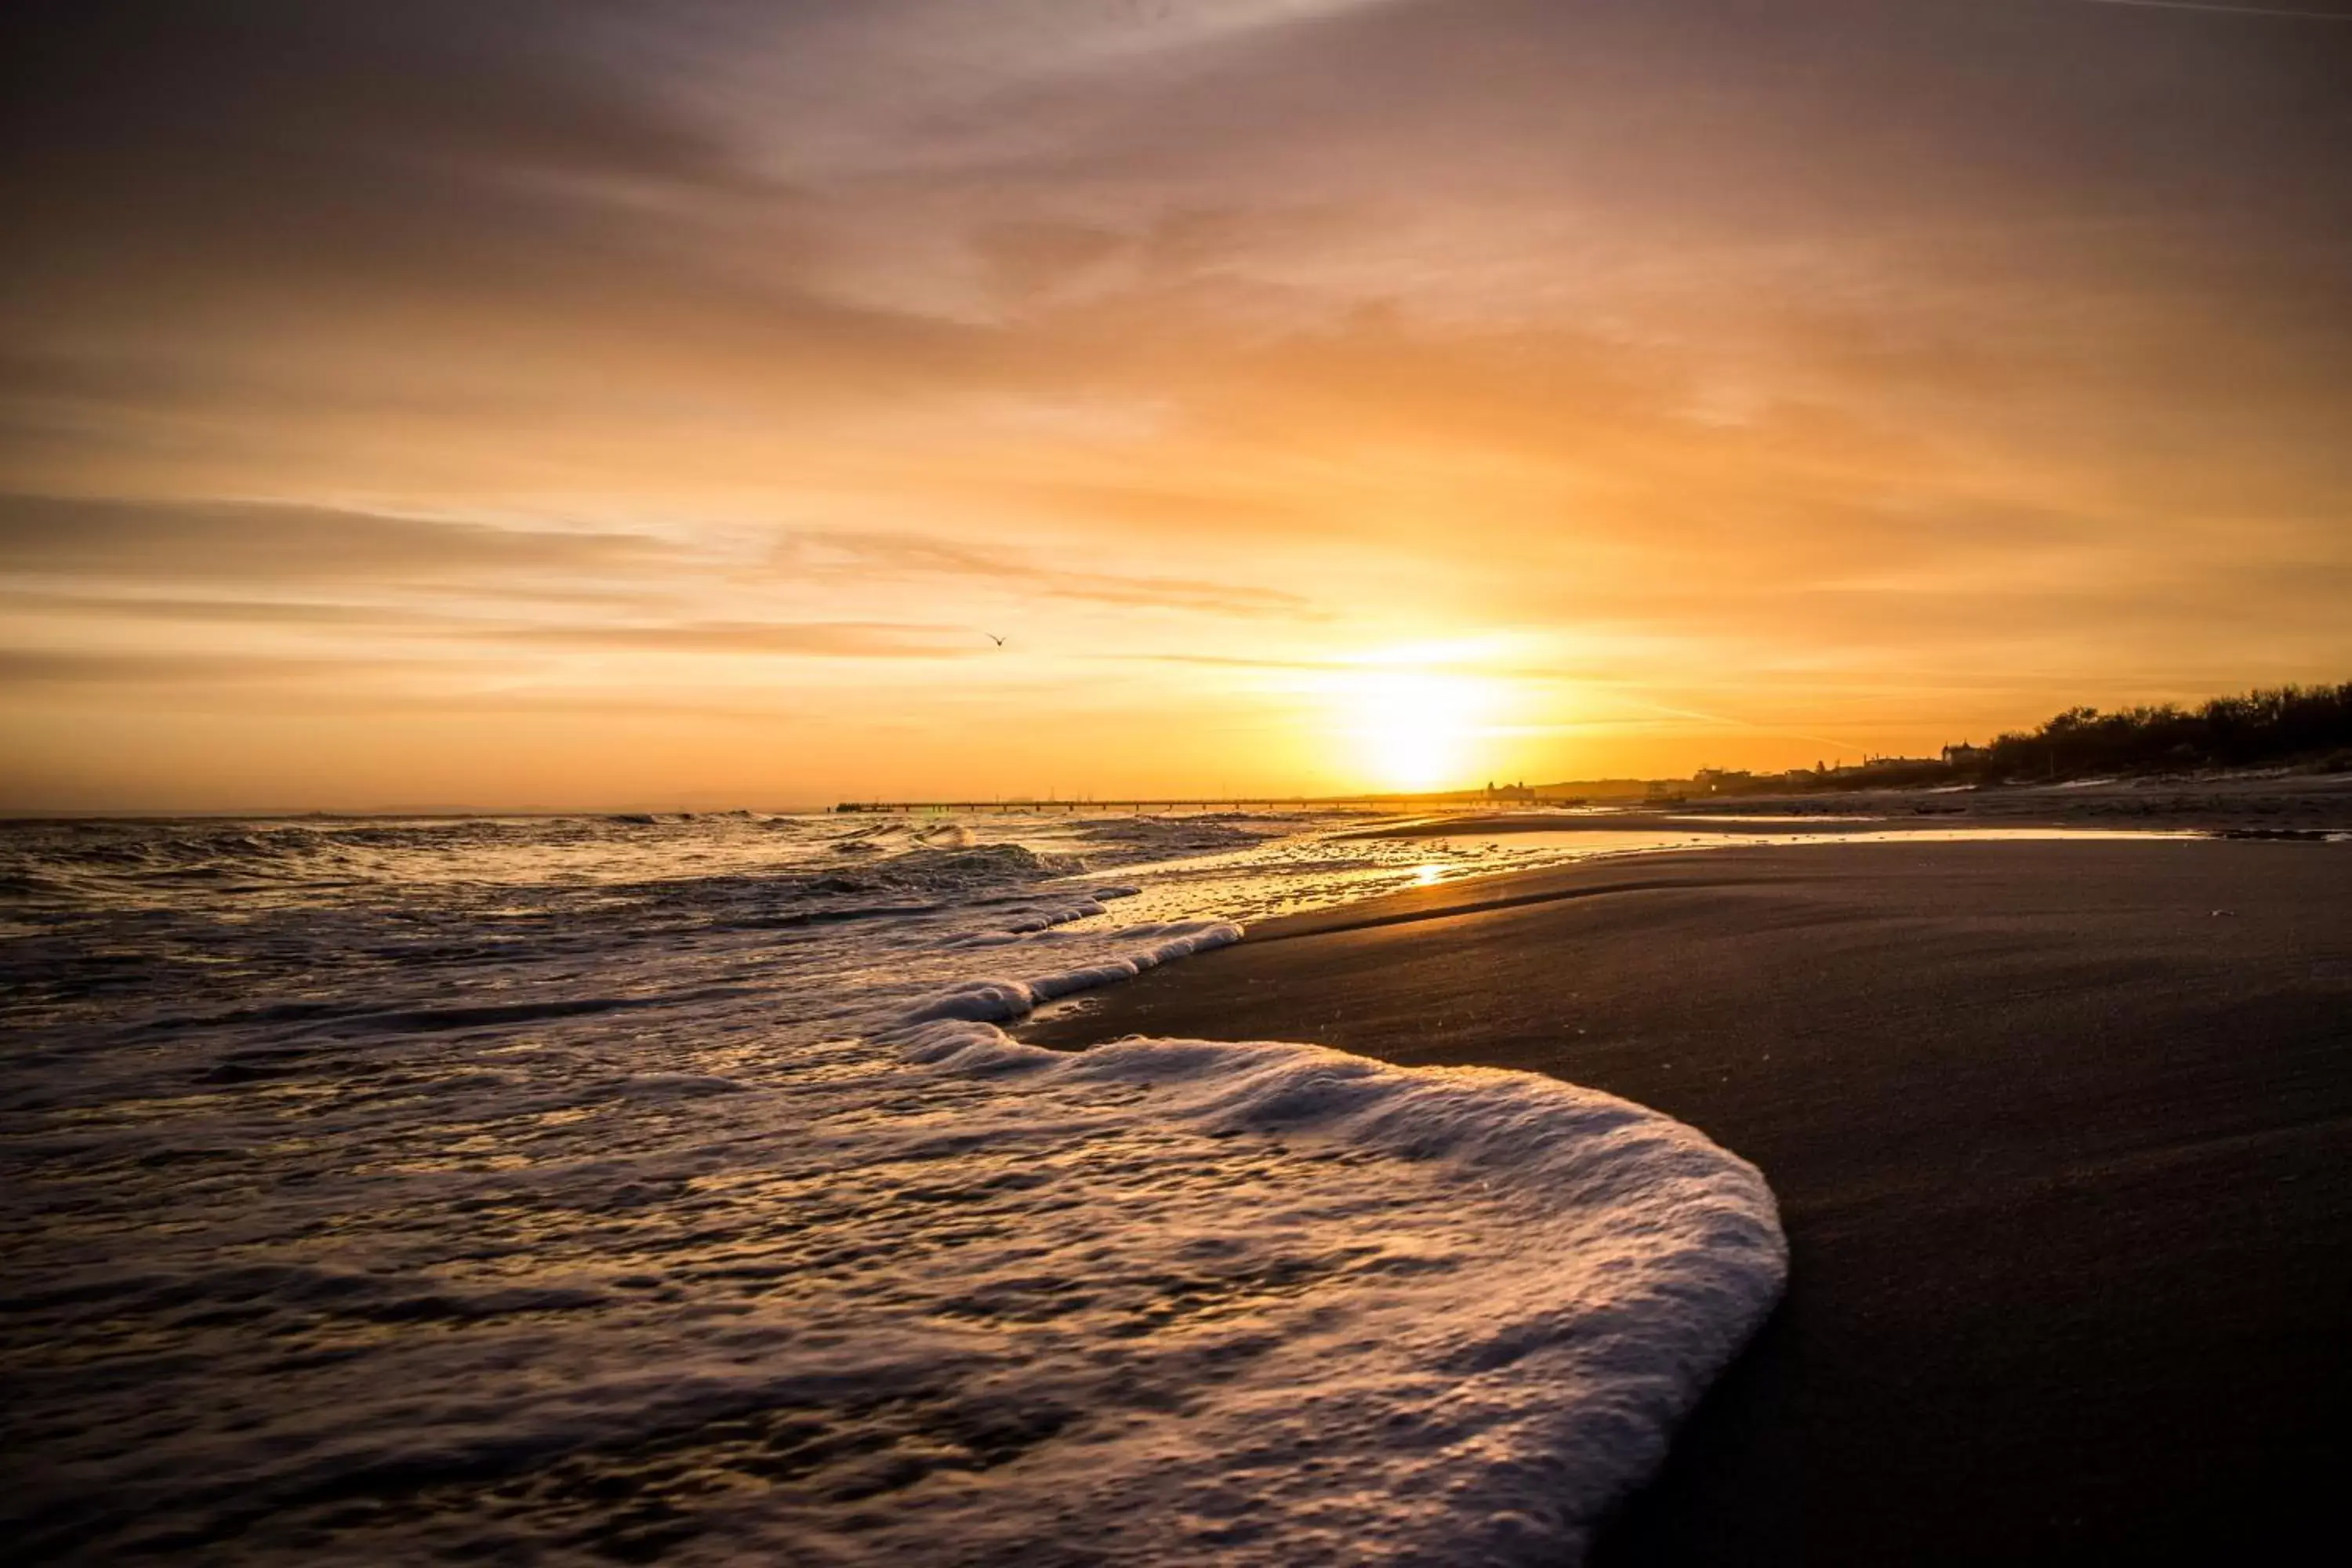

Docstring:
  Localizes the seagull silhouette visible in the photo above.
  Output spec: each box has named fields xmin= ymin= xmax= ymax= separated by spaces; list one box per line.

xmin=984 ymin=632 xmax=1007 ymax=646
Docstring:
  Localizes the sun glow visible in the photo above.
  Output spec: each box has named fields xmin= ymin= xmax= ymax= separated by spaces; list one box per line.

xmin=1335 ymin=666 xmax=1499 ymax=793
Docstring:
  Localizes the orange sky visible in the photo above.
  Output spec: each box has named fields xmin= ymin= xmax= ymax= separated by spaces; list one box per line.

xmin=4 ymin=1 xmax=2350 ymax=810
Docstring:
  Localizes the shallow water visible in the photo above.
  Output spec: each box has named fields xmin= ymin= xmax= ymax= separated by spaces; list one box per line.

xmin=2 ymin=810 xmax=1788 ymax=1563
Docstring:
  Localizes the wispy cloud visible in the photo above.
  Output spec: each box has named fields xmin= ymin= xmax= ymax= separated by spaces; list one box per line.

xmin=0 ymin=590 xmax=455 ymax=627
xmin=0 ymin=649 xmax=409 ymax=684
xmin=476 ymin=619 xmax=987 ymax=659
xmin=2074 ymin=1 xmax=2352 ymax=20
xmin=779 ymin=529 xmax=1321 ymax=618
xmin=0 ymin=495 xmax=669 ymax=583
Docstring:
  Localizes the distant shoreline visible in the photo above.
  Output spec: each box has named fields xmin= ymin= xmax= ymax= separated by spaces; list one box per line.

xmin=1341 ymin=769 xmax=2352 ymax=840
xmin=9 ymin=763 xmax=2352 ymax=828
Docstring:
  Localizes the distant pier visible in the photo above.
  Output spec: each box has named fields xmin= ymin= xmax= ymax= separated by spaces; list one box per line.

xmin=830 ymin=795 xmax=1584 ymax=815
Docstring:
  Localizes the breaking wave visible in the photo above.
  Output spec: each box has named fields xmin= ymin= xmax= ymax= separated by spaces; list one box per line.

xmin=2 ymin=1010 xmax=1783 ymax=1565
xmin=2 ymin=809 xmax=1788 ymax=1563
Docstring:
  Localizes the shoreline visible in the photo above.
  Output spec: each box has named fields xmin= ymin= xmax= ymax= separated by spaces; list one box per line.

xmin=1341 ymin=769 xmax=2352 ymax=841
xmin=1021 ymin=837 xmax=2352 ymax=1562
xmin=8 ymin=764 xmax=2347 ymax=829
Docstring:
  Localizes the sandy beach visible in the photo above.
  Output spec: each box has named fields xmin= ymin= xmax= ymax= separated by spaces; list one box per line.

xmin=1022 ymin=837 xmax=2352 ymax=1563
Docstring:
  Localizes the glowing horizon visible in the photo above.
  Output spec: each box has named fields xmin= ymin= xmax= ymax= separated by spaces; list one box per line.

xmin=4 ymin=2 xmax=2348 ymax=812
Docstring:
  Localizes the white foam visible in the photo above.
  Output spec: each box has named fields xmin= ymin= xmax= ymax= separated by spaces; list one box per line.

xmin=2 ymin=1010 xmax=1784 ymax=1564
xmin=856 ymin=1022 xmax=1789 ymax=1563
xmin=936 ymin=897 xmax=1112 ymax=948
xmin=895 ymin=920 xmax=1245 ymax=1026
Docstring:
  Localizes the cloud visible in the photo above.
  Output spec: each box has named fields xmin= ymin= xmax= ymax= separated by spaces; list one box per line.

xmin=2 ymin=2 xmax=745 ymax=269
xmin=0 ymin=590 xmax=455 ymax=627
xmin=1120 ymin=652 xmax=1370 ymax=672
xmin=0 ymin=495 xmax=669 ymax=583
xmin=2074 ymin=2 xmax=2352 ymax=20
xmin=477 ymin=620 xmax=986 ymax=659
xmin=782 ymin=528 xmax=1320 ymax=617
xmin=0 ymin=649 xmax=399 ymax=684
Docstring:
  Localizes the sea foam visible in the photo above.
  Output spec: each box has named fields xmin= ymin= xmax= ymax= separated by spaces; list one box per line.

xmin=896 ymin=920 xmax=1246 ymax=1024
xmin=866 ymin=1022 xmax=1789 ymax=1564
xmin=4 ymin=1017 xmax=1781 ymax=1564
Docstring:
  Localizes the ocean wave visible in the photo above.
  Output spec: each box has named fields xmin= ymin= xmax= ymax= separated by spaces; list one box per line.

xmin=0 ymin=813 xmax=1301 ymax=924
xmin=804 ymin=841 xmax=1086 ymax=897
xmin=1 ymin=808 xmax=1796 ymax=1563
xmin=2 ymin=999 xmax=1780 ymax=1564
xmin=875 ymin=1022 xmax=1789 ymax=1563
xmin=1070 ymin=813 xmax=1285 ymax=862
xmin=0 ymin=817 xmax=614 ymax=898
xmin=895 ymin=920 xmax=1247 ymax=1024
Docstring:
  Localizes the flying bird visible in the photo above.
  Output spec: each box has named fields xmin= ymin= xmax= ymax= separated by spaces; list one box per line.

xmin=984 ymin=632 xmax=1007 ymax=646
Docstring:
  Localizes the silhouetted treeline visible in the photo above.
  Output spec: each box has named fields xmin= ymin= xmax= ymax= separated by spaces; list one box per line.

xmin=1684 ymin=681 xmax=2352 ymax=797
xmin=1976 ymin=682 xmax=2352 ymax=780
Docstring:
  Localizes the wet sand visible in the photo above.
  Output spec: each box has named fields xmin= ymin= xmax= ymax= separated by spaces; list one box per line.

xmin=1021 ymin=839 xmax=2352 ymax=1563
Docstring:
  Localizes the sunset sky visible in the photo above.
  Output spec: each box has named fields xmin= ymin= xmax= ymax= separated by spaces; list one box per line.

xmin=5 ymin=0 xmax=2349 ymax=810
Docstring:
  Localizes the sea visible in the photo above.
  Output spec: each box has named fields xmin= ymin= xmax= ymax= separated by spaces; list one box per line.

xmin=1 ymin=809 xmax=1789 ymax=1565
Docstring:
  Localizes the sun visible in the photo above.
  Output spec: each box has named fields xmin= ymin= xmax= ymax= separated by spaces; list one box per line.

xmin=1338 ymin=666 xmax=1495 ymax=793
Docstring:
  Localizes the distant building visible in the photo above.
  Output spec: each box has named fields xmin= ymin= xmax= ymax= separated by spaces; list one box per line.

xmin=1942 ymin=742 xmax=1989 ymax=766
